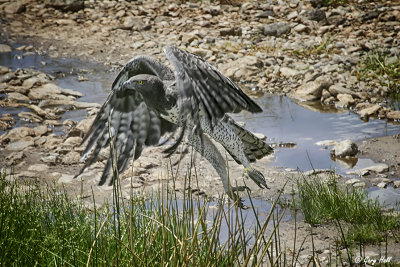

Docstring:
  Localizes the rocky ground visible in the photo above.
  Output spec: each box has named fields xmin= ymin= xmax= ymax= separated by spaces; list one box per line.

xmin=1 ymin=0 xmax=400 ymax=264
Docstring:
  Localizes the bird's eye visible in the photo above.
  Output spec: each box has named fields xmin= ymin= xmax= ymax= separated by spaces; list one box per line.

xmin=138 ymin=80 xmax=143 ymax=85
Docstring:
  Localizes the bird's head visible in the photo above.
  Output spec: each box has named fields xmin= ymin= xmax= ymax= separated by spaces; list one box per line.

xmin=122 ymin=74 xmax=172 ymax=112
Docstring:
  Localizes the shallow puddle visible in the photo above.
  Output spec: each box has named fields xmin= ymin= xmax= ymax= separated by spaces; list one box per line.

xmin=232 ymin=95 xmax=399 ymax=175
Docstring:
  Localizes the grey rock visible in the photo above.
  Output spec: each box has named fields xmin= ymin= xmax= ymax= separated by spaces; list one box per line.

xmin=263 ymin=22 xmax=291 ymax=37
xmin=219 ymin=56 xmax=263 ymax=82
xmin=305 ymin=9 xmax=327 ymax=23
xmin=279 ymin=67 xmax=299 ymax=77
xmin=293 ymin=24 xmax=308 ymax=33
xmin=331 ymin=139 xmax=358 ymax=157
xmin=256 ymin=10 xmax=275 ymax=18
xmin=386 ymin=110 xmax=400 ymax=120
xmin=287 ymin=11 xmax=298 ymax=20
xmin=0 ymin=72 xmax=16 ymax=83
xmin=5 ymin=151 xmax=25 ymax=165
xmin=62 ymin=151 xmax=81 ymax=165
xmin=33 ymin=125 xmax=49 ymax=136
xmin=18 ymin=111 xmax=43 ymax=122
xmin=328 ymin=84 xmax=357 ymax=97
xmin=58 ymin=174 xmax=75 ymax=184
xmin=394 ymin=180 xmax=400 ymax=188
xmin=44 ymin=0 xmax=84 ymax=12
xmin=3 ymin=1 xmax=26 ymax=14
xmin=7 ymin=92 xmax=30 ymax=103
xmin=67 ymin=117 xmax=95 ymax=137
xmin=362 ymin=10 xmax=380 ymax=22
xmin=292 ymin=76 xmax=333 ymax=101
xmin=28 ymin=83 xmax=76 ymax=101
xmin=0 ymin=126 xmax=34 ymax=143
xmin=327 ymin=15 xmax=346 ymax=26
xmin=220 ymin=27 xmax=242 ymax=36
xmin=358 ymin=104 xmax=381 ymax=119
xmin=41 ymin=153 xmax=59 ymax=164
xmin=377 ymin=182 xmax=387 ymax=189
xmin=6 ymin=138 xmax=34 ymax=151
xmin=335 ymin=94 xmax=355 ymax=108
xmin=64 ymin=136 xmax=83 ymax=147
xmin=28 ymin=164 xmax=49 ymax=172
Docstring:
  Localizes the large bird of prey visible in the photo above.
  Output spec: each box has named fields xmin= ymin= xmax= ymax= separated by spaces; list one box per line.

xmin=78 ymin=46 xmax=273 ymax=203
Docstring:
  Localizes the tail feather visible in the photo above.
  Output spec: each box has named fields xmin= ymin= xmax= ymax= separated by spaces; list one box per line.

xmin=222 ymin=115 xmax=273 ymax=163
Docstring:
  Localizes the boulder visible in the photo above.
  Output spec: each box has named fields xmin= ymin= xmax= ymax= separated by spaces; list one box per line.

xmin=331 ymin=139 xmax=358 ymax=157
xmin=292 ymin=76 xmax=333 ymax=101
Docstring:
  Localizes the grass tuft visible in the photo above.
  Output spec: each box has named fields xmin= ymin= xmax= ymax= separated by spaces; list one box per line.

xmin=0 ymin=167 xmax=290 ymax=266
xmin=357 ymin=48 xmax=400 ymax=110
xmin=296 ymin=173 xmax=400 ymax=244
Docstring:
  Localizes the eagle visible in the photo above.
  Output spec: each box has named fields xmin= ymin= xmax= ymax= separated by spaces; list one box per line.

xmin=78 ymin=46 xmax=273 ymax=204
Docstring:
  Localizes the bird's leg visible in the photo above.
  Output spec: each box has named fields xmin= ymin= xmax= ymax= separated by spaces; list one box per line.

xmin=187 ymin=131 xmax=245 ymax=207
xmin=201 ymin=119 xmax=269 ymax=189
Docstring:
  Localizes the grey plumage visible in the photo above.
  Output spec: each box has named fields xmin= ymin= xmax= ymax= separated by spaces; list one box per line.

xmin=78 ymin=46 xmax=273 ymax=203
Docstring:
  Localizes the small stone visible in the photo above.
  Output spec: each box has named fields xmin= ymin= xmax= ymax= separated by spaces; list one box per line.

xmin=28 ymin=164 xmax=49 ymax=172
xmin=393 ymin=181 xmax=400 ymax=188
xmin=44 ymin=0 xmax=84 ymax=12
xmin=5 ymin=151 xmax=25 ymax=165
xmin=305 ymin=9 xmax=327 ymax=23
xmin=377 ymin=182 xmax=387 ymax=189
xmin=5 ymin=138 xmax=34 ymax=151
xmin=328 ymin=84 xmax=357 ymax=97
xmin=335 ymin=94 xmax=355 ymax=108
xmin=62 ymin=151 xmax=81 ymax=165
xmin=219 ymin=27 xmax=242 ymax=36
xmin=262 ymin=22 xmax=291 ymax=37
xmin=68 ymin=117 xmax=95 ymax=137
xmin=58 ymin=174 xmax=75 ymax=184
xmin=7 ymin=92 xmax=30 ymax=103
xmin=64 ymin=136 xmax=83 ymax=147
xmin=18 ymin=111 xmax=43 ymax=122
xmin=41 ymin=153 xmax=59 ymax=164
xmin=386 ymin=111 xmax=400 ymax=120
xmin=33 ymin=125 xmax=49 ymax=136
xmin=279 ymin=67 xmax=299 ymax=77
xmin=293 ymin=24 xmax=308 ymax=33
xmin=292 ymin=76 xmax=333 ymax=101
xmin=256 ymin=10 xmax=275 ymax=18
xmin=358 ymin=104 xmax=381 ymax=119
xmin=315 ymin=140 xmax=337 ymax=146
xmin=3 ymin=1 xmax=26 ymax=14
xmin=287 ymin=11 xmax=298 ymax=20
xmin=331 ymin=139 xmax=358 ymax=157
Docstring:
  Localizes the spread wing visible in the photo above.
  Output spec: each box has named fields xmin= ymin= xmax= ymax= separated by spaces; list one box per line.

xmin=163 ymin=46 xmax=262 ymax=130
xmin=78 ymin=56 xmax=176 ymax=185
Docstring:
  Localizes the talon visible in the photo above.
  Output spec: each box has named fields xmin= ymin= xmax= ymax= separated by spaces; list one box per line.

xmin=243 ymin=167 xmax=269 ymax=189
xmin=227 ymin=190 xmax=248 ymax=209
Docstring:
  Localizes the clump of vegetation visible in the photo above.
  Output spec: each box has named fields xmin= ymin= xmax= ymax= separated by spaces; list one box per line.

xmin=296 ymin=173 xmax=400 ymax=244
xmin=291 ymin=34 xmax=338 ymax=58
xmin=357 ymin=48 xmax=400 ymax=110
xmin=0 ymin=169 xmax=290 ymax=266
